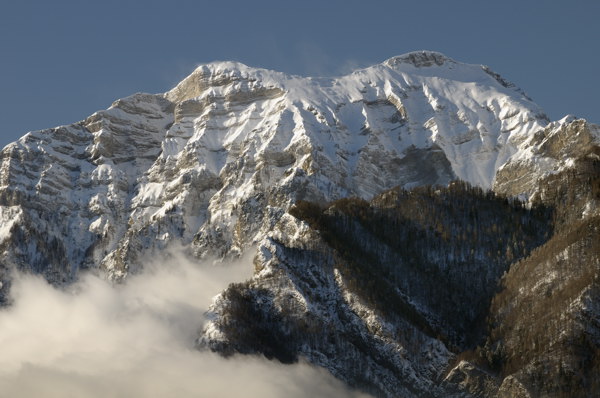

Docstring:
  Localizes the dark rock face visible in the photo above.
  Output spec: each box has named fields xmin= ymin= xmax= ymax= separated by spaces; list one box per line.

xmin=200 ymin=182 xmax=557 ymax=397
xmin=480 ymin=152 xmax=600 ymax=398
xmin=201 ymin=137 xmax=600 ymax=397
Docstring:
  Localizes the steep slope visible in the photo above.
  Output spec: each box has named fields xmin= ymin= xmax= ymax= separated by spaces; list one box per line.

xmin=478 ymin=143 xmax=600 ymax=398
xmin=0 ymin=93 xmax=173 ymax=292
xmin=0 ymin=51 xmax=550 ymax=286
xmin=200 ymin=126 xmax=600 ymax=398
xmin=494 ymin=117 xmax=600 ymax=202
xmin=438 ymin=122 xmax=600 ymax=398
xmin=200 ymin=183 xmax=552 ymax=397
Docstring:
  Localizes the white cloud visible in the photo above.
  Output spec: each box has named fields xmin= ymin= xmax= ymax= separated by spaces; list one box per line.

xmin=0 ymin=249 xmax=370 ymax=398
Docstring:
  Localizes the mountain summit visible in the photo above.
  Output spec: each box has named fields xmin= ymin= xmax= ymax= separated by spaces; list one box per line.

xmin=0 ymin=51 xmax=552 ymax=278
xmin=0 ymin=52 xmax=599 ymax=397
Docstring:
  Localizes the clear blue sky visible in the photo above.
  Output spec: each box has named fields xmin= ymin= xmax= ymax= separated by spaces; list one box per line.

xmin=1 ymin=0 xmax=598 ymax=148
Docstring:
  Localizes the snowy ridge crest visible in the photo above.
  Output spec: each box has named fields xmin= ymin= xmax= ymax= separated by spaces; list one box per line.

xmin=384 ymin=50 xmax=454 ymax=68
xmin=0 ymin=51 xmax=576 ymax=283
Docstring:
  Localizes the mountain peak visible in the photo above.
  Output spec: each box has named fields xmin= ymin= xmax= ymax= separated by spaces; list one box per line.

xmin=165 ymin=60 xmax=290 ymax=103
xmin=0 ymin=52 xmax=564 ymax=277
xmin=384 ymin=50 xmax=454 ymax=69
xmin=189 ymin=60 xmax=264 ymax=77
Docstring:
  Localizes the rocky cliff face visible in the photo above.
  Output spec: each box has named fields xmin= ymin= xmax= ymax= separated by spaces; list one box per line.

xmin=199 ymin=183 xmax=552 ymax=397
xmin=0 ymin=51 xmax=550 ymax=282
xmin=0 ymin=51 xmax=598 ymax=397
xmin=481 ymin=146 xmax=600 ymax=398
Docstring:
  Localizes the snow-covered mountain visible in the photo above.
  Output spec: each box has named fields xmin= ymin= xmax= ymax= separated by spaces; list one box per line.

xmin=0 ymin=51 xmax=598 ymax=397
xmin=0 ymin=51 xmax=554 ymax=280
